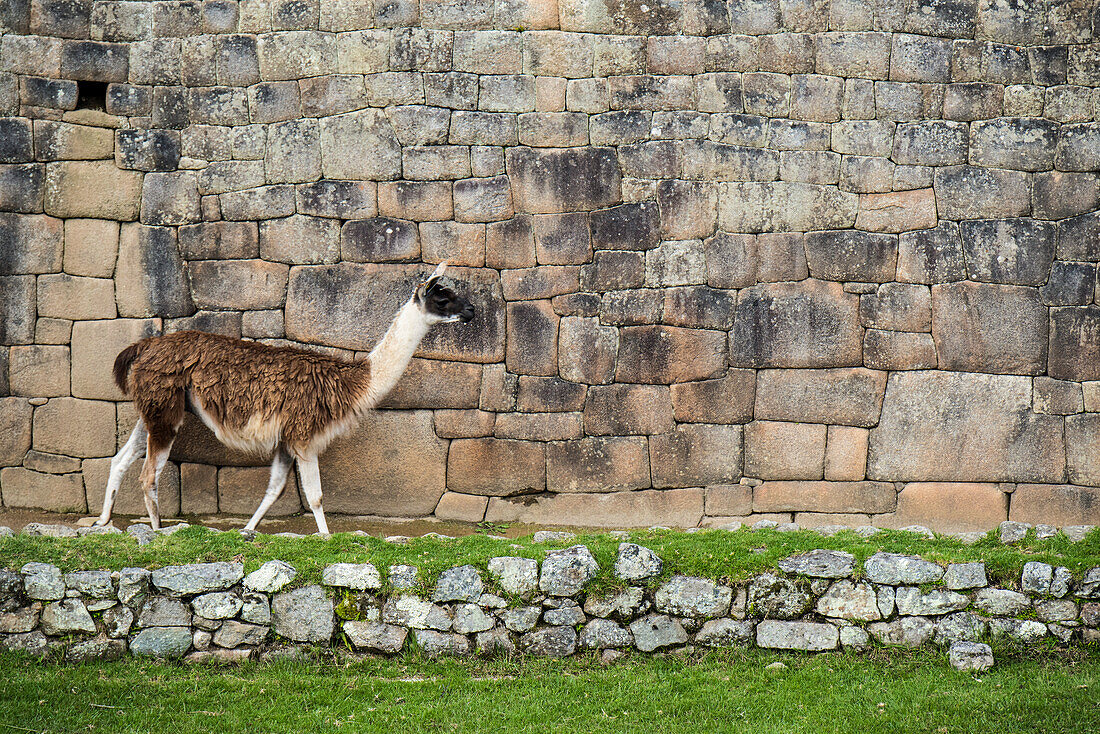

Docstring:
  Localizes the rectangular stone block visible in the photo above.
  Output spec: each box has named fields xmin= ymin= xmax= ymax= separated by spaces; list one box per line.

xmin=650 ymin=424 xmax=743 ymax=489
xmin=44 ymin=160 xmax=142 ymax=220
xmin=0 ymin=466 xmax=85 ymax=512
xmin=616 ymin=325 xmax=727 ymax=384
xmin=744 ymin=421 xmax=826 ymax=481
xmin=8 ymin=344 xmax=68 ymax=397
xmin=217 ymin=465 xmax=301 ymax=517
xmin=868 ymin=371 xmax=1065 ymax=484
xmin=507 ymin=146 xmax=621 ymax=214
xmin=485 ymin=488 xmax=704 ymax=528
xmin=932 ymin=166 xmax=1030 ymax=220
xmin=754 ymin=480 xmax=895 ymax=513
xmin=71 ymin=317 xmax=161 ymax=400
xmin=584 ymin=383 xmax=674 ymax=436
xmin=377 ymin=181 xmax=453 ymax=221
xmin=0 ymin=397 xmax=33 ymax=466
xmin=1 ymin=212 xmax=62 ymax=275
xmin=116 ymin=224 xmax=194 ymax=318
xmin=670 ymin=370 xmax=755 ymax=424
xmin=755 ymin=368 xmax=887 ymax=428
xmin=731 ymin=280 xmax=862 ymax=369
xmin=447 ymin=438 xmax=545 ymax=497
xmin=864 ymin=330 xmax=938 ymax=371
xmin=187 ymin=260 xmax=289 ymax=311
xmin=0 ymin=275 xmax=36 ymax=345
xmin=37 ymin=273 xmax=115 ymax=320
xmin=1010 ymin=483 xmax=1100 ymax=527
xmin=856 ymin=189 xmax=937 ymax=234
xmin=718 ymin=182 xmax=858 ymax=233
xmin=33 ymin=397 xmax=116 ymax=458
xmin=495 ymin=412 xmax=581 ymax=441
xmin=932 ymin=281 xmax=1047 ymax=375
xmin=825 ymin=425 xmax=868 ymax=482
xmin=874 ymin=483 xmax=1007 ymax=533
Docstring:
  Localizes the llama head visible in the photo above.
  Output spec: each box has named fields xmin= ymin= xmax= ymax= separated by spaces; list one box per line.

xmin=415 ymin=261 xmax=475 ymax=324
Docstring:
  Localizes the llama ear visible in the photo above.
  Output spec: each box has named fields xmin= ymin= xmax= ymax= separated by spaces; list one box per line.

xmin=424 ymin=261 xmax=448 ymax=290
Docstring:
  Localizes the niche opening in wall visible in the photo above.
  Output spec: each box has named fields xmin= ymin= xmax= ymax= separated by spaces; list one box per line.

xmin=76 ymin=81 xmax=108 ymax=112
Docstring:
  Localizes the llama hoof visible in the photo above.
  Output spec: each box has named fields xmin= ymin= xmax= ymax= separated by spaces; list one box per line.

xmin=238 ymin=529 xmax=257 ymax=540
xmin=314 ymin=532 xmax=332 ymax=540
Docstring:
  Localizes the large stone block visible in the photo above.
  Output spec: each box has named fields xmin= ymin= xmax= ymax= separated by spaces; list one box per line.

xmin=1055 ymin=123 xmax=1100 ymax=172
xmin=33 ymin=397 xmax=115 ymax=458
xmin=615 ymin=325 xmax=727 ymax=384
xmin=447 ymin=438 xmax=545 ymax=497
xmin=319 ymin=109 xmax=401 ymax=181
xmin=1032 ymin=171 xmax=1100 ymax=221
xmin=718 ymin=182 xmax=857 ymax=233
xmin=932 ymin=166 xmax=1030 ymax=220
xmin=286 ymin=263 xmax=504 ymax=363
xmin=506 ymin=147 xmax=622 ymax=214
xmin=37 ymin=273 xmax=115 ymax=320
xmin=755 ymin=368 xmax=887 ymax=428
xmin=744 ymin=421 xmax=826 ymax=480
xmin=0 ymin=467 xmax=85 ymax=512
xmin=0 ymin=163 xmax=45 ymax=214
xmin=260 ymin=215 xmax=341 ymax=265
xmin=892 ymin=121 xmax=968 ymax=166
xmin=116 ymin=225 xmax=194 ymax=318
xmin=804 ymin=230 xmax=897 ymax=282
xmin=44 ymin=161 xmax=142 ymax=220
xmin=873 ymin=483 xmax=1007 ymax=532
xmin=256 ymin=30 xmax=335 ymax=80
xmin=897 ymin=222 xmax=966 ymax=284
xmin=1010 ymin=483 xmax=1100 ymax=526
xmin=485 ymin=488 xmax=704 ymax=528
xmin=506 ymin=300 xmax=558 ymax=376
xmin=264 ymin=119 xmax=321 ymax=184
xmin=0 ymin=397 xmax=33 ymax=466
xmin=753 ymin=481 xmax=895 ymax=514
xmin=341 ymin=218 xmax=420 ymax=263
xmin=140 ymin=172 xmax=201 ymax=227
xmin=558 ymin=316 xmax=617 ymax=385
xmin=959 ymin=218 xmax=1055 ymax=287
xmin=860 ymin=283 xmax=932 ymax=332
xmin=1066 ymin=414 xmax=1100 ymax=487
xmin=0 ymin=275 xmax=35 ymax=345
xmin=70 ymin=318 xmax=161 ymax=400
xmin=670 ymin=370 xmax=755 ymax=424
xmin=650 ymin=424 xmax=743 ymax=489
xmin=855 ymin=189 xmax=937 ymax=234
xmin=931 ymin=282 xmax=1047 ymax=375
xmin=970 ymin=117 xmax=1058 ymax=172
xmin=730 ymin=280 xmax=862 ymax=368
xmin=318 ymin=411 xmax=447 ymax=516
xmin=0 ymin=213 xmax=62 ymax=276
xmin=178 ymin=222 xmax=258 ymax=261
xmin=1049 ymin=307 xmax=1100 ymax=381
xmin=868 ymin=371 xmax=1065 ymax=483
xmin=546 ymin=436 xmax=651 ymax=493
xmin=584 ymin=383 xmax=674 ymax=436
xmin=187 ymin=260 xmax=289 ymax=311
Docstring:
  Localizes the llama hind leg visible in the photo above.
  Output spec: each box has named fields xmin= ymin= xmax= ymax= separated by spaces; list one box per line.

xmin=297 ymin=457 xmax=330 ymax=536
xmin=138 ymin=429 xmax=177 ymax=531
xmin=243 ymin=447 xmax=293 ymax=532
xmin=94 ymin=419 xmax=148 ymax=526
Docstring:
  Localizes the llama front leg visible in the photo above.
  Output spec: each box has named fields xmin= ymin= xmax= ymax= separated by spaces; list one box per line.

xmin=94 ymin=419 xmax=148 ymax=526
xmin=297 ymin=457 xmax=330 ymax=536
xmin=243 ymin=447 xmax=293 ymax=532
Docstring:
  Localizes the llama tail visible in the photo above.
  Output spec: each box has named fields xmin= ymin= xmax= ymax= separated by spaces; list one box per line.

xmin=113 ymin=342 xmax=143 ymax=395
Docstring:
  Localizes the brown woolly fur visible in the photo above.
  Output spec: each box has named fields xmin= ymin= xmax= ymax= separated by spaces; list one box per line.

xmin=118 ymin=331 xmax=373 ymax=459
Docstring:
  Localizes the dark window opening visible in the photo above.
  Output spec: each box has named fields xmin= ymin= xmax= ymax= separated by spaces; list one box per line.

xmin=76 ymin=81 xmax=108 ymax=112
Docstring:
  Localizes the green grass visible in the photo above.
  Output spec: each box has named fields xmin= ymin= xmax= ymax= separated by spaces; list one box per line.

xmin=1 ymin=525 xmax=1099 ymax=596
xmin=2 ymin=648 xmax=1098 ymax=733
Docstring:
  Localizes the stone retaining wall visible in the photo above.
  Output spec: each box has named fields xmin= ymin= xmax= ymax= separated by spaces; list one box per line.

xmin=3 ymin=2 xmax=1100 ymax=530
xmin=2 ymin=534 xmax=1098 ymax=670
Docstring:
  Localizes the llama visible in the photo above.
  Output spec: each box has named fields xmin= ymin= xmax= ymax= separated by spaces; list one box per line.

xmin=94 ymin=262 xmax=474 ymax=535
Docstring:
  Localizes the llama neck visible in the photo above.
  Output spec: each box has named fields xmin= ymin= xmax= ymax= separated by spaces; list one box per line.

xmin=361 ymin=298 xmax=431 ymax=407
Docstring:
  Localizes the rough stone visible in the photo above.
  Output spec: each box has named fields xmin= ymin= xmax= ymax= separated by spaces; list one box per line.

xmin=487 ymin=557 xmax=539 ymax=597
xmin=816 ymin=581 xmax=881 ymax=621
xmin=151 ymin=563 xmax=244 ymax=598
xmin=433 ymin=566 xmax=483 ymax=603
xmin=322 ymin=563 xmax=381 ymax=591
xmin=629 ymin=614 xmax=689 ymax=652
xmin=130 ymin=627 xmax=191 ymax=658
xmin=756 ymin=620 xmax=838 ymax=651
xmin=272 ymin=586 xmax=333 ymax=643
xmin=748 ymin=573 xmax=813 ymax=620
xmin=864 ymin=553 xmax=943 ymax=585
xmin=344 ymin=621 xmax=407 ymax=654
xmin=614 ymin=543 xmax=663 ymax=582
xmin=778 ymin=550 xmax=856 ymax=579
xmin=540 ymin=545 xmax=599 ymax=596
xmin=520 ymin=626 xmax=576 ymax=657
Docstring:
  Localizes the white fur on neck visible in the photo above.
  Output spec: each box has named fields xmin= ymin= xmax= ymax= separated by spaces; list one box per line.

xmin=363 ymin=297 xmax=432 ymax=407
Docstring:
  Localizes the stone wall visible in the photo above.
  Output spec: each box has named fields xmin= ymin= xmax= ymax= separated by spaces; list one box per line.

xmin=2 ymin=533 xmax=1099 ymax=669
xmin=2 ymin=1 xmax=1100 ymax=530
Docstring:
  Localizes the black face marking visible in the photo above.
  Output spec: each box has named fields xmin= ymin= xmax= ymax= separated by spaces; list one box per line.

xmin=421 ymin=280 xmax=475 ymax=323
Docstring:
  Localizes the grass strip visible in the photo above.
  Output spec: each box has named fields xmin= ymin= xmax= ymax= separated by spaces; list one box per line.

xmin=1 ymin=647 xmax=1098 ymax=733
